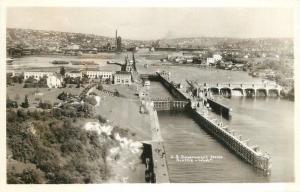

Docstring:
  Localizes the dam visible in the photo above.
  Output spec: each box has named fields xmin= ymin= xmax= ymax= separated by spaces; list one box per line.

xmin=198 ymin=82 xmax=282 ymax=97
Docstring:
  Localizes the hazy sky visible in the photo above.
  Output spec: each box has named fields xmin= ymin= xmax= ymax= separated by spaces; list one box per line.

xmin=7 ymin=7 xmax=294 ymax=40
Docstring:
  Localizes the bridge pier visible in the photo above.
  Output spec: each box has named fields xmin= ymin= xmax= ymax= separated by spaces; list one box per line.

xmin=231 ymin=88 xmax=244 ymax=96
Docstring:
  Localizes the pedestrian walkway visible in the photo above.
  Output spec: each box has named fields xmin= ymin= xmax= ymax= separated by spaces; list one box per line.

xmin=148 ymin=107 xmax=170 ymax=183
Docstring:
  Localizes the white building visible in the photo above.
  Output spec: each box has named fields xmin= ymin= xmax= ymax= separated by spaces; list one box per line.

xmin=24 ymin=71 xmax=54 ymax=80
xmin=206 ymin=58 xmax=215 ymax=65
xmin=114 ymin=71 xmax=132 ymax=85
xmin=144 ymin=80 xmax=150 ymax=86
xmin=85 ymin=70 xmax=113 ymax=80
xmin=213 ymin=54 xmax=222 ymax=61
xmin=47 ymin=74 xmax=63 ymax=88
xmin=66 ymin=71 xmax=82 ymax=78
xmin=68 ymin=44 xmax=80 ymax=50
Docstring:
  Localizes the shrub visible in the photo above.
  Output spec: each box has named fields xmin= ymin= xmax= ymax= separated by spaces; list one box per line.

xmin=39 ymin=101 xmax=52 ymax=109
xmin=97 ymin=83 xmax=103 ymax=91
xmin=21 ymin=95 xmax=29 ymax=108
xmin=57 ymin=92 xmax=68 ymax=101
xmin=7 ymin=98 xmax=18 ymax=108
xmin=20 ymin=168 xmax=44 ymax=184
xmin=7 ymin=166 xmax=44 ymax=184
xmin=96 ymin=114 xmax=107 ymax=124
xmin=85 ymin=96 xmax=97 ymax=106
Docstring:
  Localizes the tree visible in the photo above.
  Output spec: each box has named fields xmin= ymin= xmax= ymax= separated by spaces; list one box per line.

xmin=96 ymin=114 xmax=107 ymax=124
xmin=39 ymin=101 xmax=52 ymax=109
xmin=114 ymin=91 xmax=120 ymax=97
xmin=60 ymin=66 xmax=66 ymax=76
xmin=58 ymin=92 xmax=68 ymax=100
xmin=7 ymin=74 xmax=13 ymax=85
xmin=7 ymin=98 xmax=18 ymax=108
xmin=97 ymin=83 xmax=103 ymax=91
xmin=21 ymin=95 xmax=29 ymax=108
xmin=85 ymin=96 xmax=97 ymax=106
xmin=20 ymin=168 xmax=44 ymax=184
xmin=38 ymin=76 xmax=48 ymax=87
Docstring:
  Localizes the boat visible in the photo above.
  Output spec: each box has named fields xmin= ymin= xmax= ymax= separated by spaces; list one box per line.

xmin=71 ymin=60 xmax=97 ymax=65
xmin=107 ymin=60 xmax=117 ymax=64
xmin=51 ymin=60 xmax=69 ymax=64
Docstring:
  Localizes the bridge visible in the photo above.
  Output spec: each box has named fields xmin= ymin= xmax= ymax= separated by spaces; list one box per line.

xmin=200 ymin=82 xmax=282 ymax=97
xmin=151 ymin=98 xmax=189 ymax=111
xmin=140 ymin=73 xmax=158 ymax=81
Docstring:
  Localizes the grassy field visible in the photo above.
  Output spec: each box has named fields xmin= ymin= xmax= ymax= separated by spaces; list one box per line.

xmin=6 ymin=83 xmax=85 ymax=107
xmin=95 ymin=95 xmax=151 ymax=141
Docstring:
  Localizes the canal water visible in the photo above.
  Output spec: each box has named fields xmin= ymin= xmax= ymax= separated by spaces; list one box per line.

xmin=6 ymin=54 xmax=124 ymax=72
xmin=149 ymin=74 xmax=294 ymax=183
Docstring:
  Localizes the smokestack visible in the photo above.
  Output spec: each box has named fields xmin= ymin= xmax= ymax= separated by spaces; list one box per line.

xmin=115 ymin=29 xmax=118 ymax=48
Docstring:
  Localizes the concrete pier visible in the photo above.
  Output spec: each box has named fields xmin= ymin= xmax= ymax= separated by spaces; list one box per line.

xmin=206 ymin=98 xmax=232 ymax=119
xmin=147 ymin=107 xmax=170 ymax=183
xmin=187 ymin=106 xmax=271 ymax=172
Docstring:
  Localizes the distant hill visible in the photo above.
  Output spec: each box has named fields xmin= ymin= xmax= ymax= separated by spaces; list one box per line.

xmin=6 ymin=28 xmax=147 ymax=50
xmin=6 ymin=28 xmax=293 ymax=54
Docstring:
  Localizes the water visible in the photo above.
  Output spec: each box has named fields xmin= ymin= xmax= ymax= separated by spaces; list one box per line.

xmin=142 ymin=63 xmax=294 ymax=182
xmin=7 ymin=54 xmax=128 ymax=72
xmin=158 ymin=98 xmax=294 ymax=183
xmin=152 ymin=82 xmax=294 ymax=182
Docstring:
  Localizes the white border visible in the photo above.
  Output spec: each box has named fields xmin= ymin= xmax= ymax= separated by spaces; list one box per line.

xmin=0 ymin=1 xmax=299 ymax=192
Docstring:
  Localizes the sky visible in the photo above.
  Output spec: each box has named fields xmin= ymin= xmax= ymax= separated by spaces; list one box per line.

xmin=6 ymin=7 xmax=294 ymax=40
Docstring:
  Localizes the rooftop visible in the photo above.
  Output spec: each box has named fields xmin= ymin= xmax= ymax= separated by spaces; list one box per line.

xmin=116 ymin=71 xmax=131 ymax=75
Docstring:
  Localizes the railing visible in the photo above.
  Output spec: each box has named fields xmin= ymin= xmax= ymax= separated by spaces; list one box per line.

xmin=202 ymin=82 xmax=281 ymax=90
xmin=152 ymin=99 xmax=189 ymax=111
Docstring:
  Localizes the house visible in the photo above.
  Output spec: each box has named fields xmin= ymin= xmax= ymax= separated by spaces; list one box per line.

xmin=114 ymin=71 xmax=132 ymax=85
xmin=206 ymin=58 xmax=215 ymax=65
xmin=24 ymin=71 xmax=54 ymax=80
xmin=47 ymin=74 xmax=63 ymax=88
xmin=85 ymin=70 xmax=113 ymax=80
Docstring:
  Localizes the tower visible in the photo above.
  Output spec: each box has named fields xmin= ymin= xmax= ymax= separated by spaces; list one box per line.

xmin=115 ymin=29 xmax=122 ymax=52
xmin=115 ymin=30 xmax=118 ymax=49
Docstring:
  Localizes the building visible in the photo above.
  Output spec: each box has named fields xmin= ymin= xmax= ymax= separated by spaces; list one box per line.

xmin=115 ymin=30 xmax=122 ymax=52
xmin=7 ymin=70 xmax=15 ymax=77
xmin=206 ymin=58 xmax=215 ymax=65
xmin=85 ymin=69 xmax=113 ymax=80
xmin=47 ymin=74 xmax=63 ymax=88
xmin=66 ymin=70 xmax=82 ymax=78
xmin=24 ymin=71 xmax=54 ymax=80
xmin=114 ymin=71 xmax=132 ymax=85
xmin=213 ymin=54 xmax=222 ymax=61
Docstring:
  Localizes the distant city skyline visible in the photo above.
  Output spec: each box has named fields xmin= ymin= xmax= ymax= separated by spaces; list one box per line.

xmin=7 ymin=7 xmax=294 ymax=40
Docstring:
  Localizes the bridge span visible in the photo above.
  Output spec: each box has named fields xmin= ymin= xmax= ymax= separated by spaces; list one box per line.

xmin=151 ymin=97 xmax=189 ymax=111
xmin=200 ymin=82 xmax=282 ymax=97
